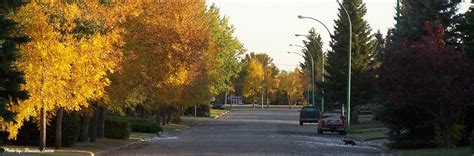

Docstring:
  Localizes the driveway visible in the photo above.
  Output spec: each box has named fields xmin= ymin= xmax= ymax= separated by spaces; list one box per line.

xmin=103 ymin=108 xmax=391 ymax=156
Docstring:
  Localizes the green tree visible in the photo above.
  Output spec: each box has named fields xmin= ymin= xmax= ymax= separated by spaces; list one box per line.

xmin=459 ymin=6 xmax=474 ymax=59
xmin=325 ymin=0 xmax=378 ymax=123
xmin=205 ymin=4 xmax=244 ymax=102
xmin=0 ymin=1 xmax=27 ymax=124
xmin=299 ymin=28 xmax=324 ymax=106
xmin=394 ymin=0 xmax=462 ymax=45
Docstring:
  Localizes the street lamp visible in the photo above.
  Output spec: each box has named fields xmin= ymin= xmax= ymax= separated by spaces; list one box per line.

xmin=336 ymin=0 xmax=353 ymax=130
xmin=288 ymin=46 xmax=315 ymax=107
xmin=297 ymin=16 xmax=332 ymax=37
xmin=294 ymin=34 xmax=325 ymax=112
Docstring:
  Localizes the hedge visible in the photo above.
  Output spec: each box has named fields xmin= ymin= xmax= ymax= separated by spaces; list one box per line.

xmin=107 ymin=117 xmax=162 ymax=133
xmin=104 ymin=119 xmax=130 ymax=139
xmin=1 ymin=112 xmax=81 ymax=147
xmin=185 ymin=104 xmax=210 ymax=117
xmin=131 ymin=122 xmax=162 ymax=133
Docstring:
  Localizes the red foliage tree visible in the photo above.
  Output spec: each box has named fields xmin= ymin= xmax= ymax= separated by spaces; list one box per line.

xmin=378 ymin=21 xmax=474 ymax=147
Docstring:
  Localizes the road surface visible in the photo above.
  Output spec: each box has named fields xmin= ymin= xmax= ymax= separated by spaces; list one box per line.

xmin=103 ymin=109 xmax=391 ymax=156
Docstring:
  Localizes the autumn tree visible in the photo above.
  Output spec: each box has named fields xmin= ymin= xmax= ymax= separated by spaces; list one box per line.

xmin=378 ymin=22 xmax=474 ymax=147
xmin=240 ymin=53 xmax=279 ymax=103
xmin=107 ymin=1 xmax=210 ymax=124
xmin=278 ymin=69 xmax=304 ymax=107
xmin=2 ymin=2 xmax=127 ymax=150
xmin=242 ymin=58 xmax=264 ymax=107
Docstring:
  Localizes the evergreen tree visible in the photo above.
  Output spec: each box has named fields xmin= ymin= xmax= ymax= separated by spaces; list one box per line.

xmin=299 ymin=28 xmax=324 ymax=107
xmin=459 ymin=6 xmax=473 ymax=59
xmin=325 ymin=0 xmax=378 ymax=123
xmin=395 ymin=0 xmax=463 ymax=44
xmin=0 ymin=1 xmax=27 ymax=121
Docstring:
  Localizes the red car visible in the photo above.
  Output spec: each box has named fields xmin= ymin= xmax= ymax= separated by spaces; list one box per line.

xmin=317 ymin=111 xmax=346 ymax=135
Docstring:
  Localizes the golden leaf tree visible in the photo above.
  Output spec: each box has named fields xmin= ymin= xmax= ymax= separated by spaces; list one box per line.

xmin=106 ymin=1 xmax=210 ymax=124
xmin=1 ymin=2 xmax=131 ymax=150
xmin=243 ymin=58 xmax=264 ymax=107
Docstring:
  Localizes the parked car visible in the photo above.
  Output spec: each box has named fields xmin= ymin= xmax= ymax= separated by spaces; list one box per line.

xmin=317 ymin=111 xmax=346 ymax=135
xmin=212 ymin=103 xmax=225 ymax=109
xmin=299 ymin=106 xmax=320 ymax=125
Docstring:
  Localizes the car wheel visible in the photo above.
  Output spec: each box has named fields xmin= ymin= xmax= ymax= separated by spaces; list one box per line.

xmin=339 ymin=130 xmax=346 ymax=135
xmin=300 ymin=121 xmax=303 ymax=125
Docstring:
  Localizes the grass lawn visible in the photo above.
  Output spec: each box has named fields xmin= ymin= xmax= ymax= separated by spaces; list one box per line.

xmin=161 ymin=116 xmax=206 ymax=133
xmin=350 ymin=115 xmax=385 ymax=130
xmin=396 ymin=147 xmax=472 ymax=156
xmin=210 ymin=109 xmax=227 ymax=118
xmin=349 ymin=114 xmax=389 ymax=140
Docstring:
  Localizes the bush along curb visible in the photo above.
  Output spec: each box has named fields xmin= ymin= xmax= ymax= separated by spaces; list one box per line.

xmin=214 ymin=110 xmax=230 ymax=119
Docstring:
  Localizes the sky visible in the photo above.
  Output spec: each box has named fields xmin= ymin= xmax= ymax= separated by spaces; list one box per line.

xmin=206 ymin=0 xmax=472 ymax=71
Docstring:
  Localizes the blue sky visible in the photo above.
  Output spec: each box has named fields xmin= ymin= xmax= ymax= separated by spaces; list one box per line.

xmin=206 ymin=0 xmax=472 ymax=71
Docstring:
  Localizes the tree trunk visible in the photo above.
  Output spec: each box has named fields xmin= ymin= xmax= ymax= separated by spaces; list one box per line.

xmin=155 ymin=107 xmax=161 ymax=125
xmin=161 ymin=107 xmax=167 ymax=125
xmin=166 ymin=107 xmax=172 ymax=124
xmin=89 ymin=107 xmax=99 ymax=142
xmin=97 ymin=106 xmax=106 ymax=138
xmin=287 ymin=94 xmax=291 ymax=109
xmin=79 ymin=115 xmax=90 ymax=143
xmin=138 ymin=105 xmax=145 ymax=118
xmin=39 ymin=107 xmax=46 ymax=151
xmin=55 ymin=108 xmax=64 ymax=149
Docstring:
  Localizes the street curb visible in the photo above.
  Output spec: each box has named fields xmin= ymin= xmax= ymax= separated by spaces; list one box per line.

xmin=95 ymin=118 xmax=207 ymax=155
xmin=213 ymin=110 xmax=230 ymax=119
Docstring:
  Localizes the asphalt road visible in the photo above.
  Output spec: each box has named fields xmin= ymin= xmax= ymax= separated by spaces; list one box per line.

xmin=104 ymin=108 xmax=391 ymax=156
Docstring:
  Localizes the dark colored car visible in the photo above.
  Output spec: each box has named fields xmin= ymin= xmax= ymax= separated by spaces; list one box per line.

xmin=317 ymin=111 xmax=346 ymax=135
xmin=212 ymin=103 xmax=225 ymax=109
xmin=299 ymin=106 xmax=320 ymax=125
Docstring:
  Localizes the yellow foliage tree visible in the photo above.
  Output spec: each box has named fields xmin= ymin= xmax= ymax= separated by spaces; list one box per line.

xmin=106 ymin=1 xmax=210 ymax=123
xmin=243 ymin=58 xmax=264 ymax=105
xmin=1 ymin=2 xmax=133 ymax=149
xmin=279 ymin=68 xmax=304 ymax=105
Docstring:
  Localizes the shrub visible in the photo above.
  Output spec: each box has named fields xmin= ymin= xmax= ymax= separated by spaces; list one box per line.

xmin=131 ymin=123 xmax=162 ymax=133
xmin=58 ymin=112 xmax=81 ymax=147
xmin=185 ymin=104 xmax=210 ymax=117
xmin=433 ymin=123 xmax=464 ymax=147
xmin=104 ymin=119 xmax=130 ymax=139
xmin=107 ymin=116 xmax=162 ymax=133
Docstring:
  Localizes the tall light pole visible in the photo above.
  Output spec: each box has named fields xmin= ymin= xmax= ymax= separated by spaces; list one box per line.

xmin=288 ymin=49 xmax=315 ymax=107
xmin=294 ymin=34 xmax=326 ymax=112
xmin=337 ymin=0 xmax=352 ymax=130
xmin=296 ymin=15 xmax=331 ymax=112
